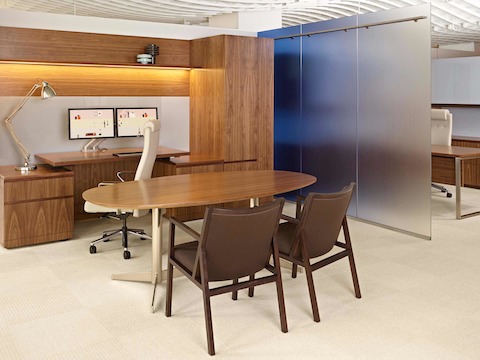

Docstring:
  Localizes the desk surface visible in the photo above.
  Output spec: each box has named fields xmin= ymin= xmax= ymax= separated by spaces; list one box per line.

xmin=82 ymin=170 xmax=317 ymax=210
xmin=432 ymin=145 xmax=480 ymax=158
xmin=0 ymin=164 xmax=73 ymax=181
xmin=36 ymin=146 xmax=189 ymax=167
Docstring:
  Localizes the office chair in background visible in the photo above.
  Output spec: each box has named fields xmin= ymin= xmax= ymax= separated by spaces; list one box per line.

xmin=84 ymin=119 xmax=160 ymax=259
xmin=431 ymin=109 xmax=453 ymax=198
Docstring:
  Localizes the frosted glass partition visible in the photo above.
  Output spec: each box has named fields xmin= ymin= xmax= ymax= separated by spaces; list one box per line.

xmin=301 ymin=17 xmax=358 ymax=216
xmin=357 ymin=5 xmax=431 ymax=237
xmin=264 ymin=26 xmax=302 ymax=173
xmin=261 ymin=4 xmax=431 ymax=238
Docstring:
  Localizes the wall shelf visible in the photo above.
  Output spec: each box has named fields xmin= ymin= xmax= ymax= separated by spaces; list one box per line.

xmin=0 ymin=60 xmax=192 ymax=70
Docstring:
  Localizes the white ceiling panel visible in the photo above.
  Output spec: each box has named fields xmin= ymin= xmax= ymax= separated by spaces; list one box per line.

xmin=1 ymin=0 xmax=479 ymax=46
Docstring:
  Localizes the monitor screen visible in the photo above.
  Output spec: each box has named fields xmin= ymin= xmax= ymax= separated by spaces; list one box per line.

xmin=68 ymin=108 xmax=115 ymax=140
xmin=116 ymin=107 xmax=158 ymax=137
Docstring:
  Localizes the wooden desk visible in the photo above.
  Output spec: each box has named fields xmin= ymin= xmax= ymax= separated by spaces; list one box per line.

xmin=36 ymin=147 xmax=189 ymax=220
xmin=432 ymin=145 xmax=480 ymax=219
xmin=36 ymin=146 xmax=188 ymax=167
xmin=82 ymin=170 xmax=316 ymax=309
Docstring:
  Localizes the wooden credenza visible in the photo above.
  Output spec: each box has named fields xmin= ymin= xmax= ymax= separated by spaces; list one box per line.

xmin=452 ymin=137 xmax=480 ymax=188
xmin=0 ymin=165 xmax=74 ymax=248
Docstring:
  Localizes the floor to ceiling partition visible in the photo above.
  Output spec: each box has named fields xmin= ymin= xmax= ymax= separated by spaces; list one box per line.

xmin=260 ymin=4 xmax=431 ymax=238
xmin=357 ymin=5 xmax=431 ymax=237
xmin=261 ymin=26 xmax=302 ymax=200
xmin=301 ymin=17 xmax=358 ymax=216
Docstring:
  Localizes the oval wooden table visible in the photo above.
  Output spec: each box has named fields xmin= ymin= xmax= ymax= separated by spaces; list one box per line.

xmin=83 ymin=170 xmax=317 ymax=310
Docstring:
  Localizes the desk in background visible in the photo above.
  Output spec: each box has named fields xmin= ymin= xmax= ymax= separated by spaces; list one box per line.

xmin=36 ymin=146 xmax=189 ymax=220
xmin=432 ymin=145 xmax=480 ymax=219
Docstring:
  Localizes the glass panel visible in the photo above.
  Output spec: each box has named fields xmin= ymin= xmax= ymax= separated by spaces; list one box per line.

xmin=357 ymin=4 xmax=431 ymax=238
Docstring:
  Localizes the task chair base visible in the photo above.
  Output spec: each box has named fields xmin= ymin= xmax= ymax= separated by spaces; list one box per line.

xmin=89 ymin=213 xmax=151 ymax=259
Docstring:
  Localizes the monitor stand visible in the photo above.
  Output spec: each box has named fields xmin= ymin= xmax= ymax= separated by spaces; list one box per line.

xmin=82 ymin=138 xmax=107 ymax=152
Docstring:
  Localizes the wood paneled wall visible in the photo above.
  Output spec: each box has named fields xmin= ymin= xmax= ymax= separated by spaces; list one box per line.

xmin=189 ymin=35 xmax=274 ymax=169
xmin=0 ymin=26 xmax=190 ymax=67
xmin=0 ymin=26 xmax=191 ymax=97
xmin=0 ymin=63 xmax=190 ymax=96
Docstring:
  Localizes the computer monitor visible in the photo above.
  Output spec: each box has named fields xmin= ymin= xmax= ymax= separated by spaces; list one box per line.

xmin=68 ymin=108 xmax=115 ymax=139
xmin=116 ymin=107 xmax=158 ymax=137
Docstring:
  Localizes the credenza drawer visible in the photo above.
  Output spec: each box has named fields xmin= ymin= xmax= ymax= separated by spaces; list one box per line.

xmin=4 ymin=176 xmax=74 ymax=203
xmin=2 ymin=198 xmax=74 ymax=247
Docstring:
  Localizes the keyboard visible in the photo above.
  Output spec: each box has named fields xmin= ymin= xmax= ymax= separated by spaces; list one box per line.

xmin=113 ymin=152 xmax=143 ymax=157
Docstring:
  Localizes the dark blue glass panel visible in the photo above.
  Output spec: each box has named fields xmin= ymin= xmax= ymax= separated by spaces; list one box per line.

xmin=300 ymin=19 xmax=358 ymax=215
xmin=260 ymin=26 xmax=302 ymax=200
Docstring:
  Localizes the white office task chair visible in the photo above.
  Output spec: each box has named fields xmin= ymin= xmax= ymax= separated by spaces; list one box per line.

xmin=431 ymin=109 xmax=453 ymax=198
xmin=84 ymin=119 xmax=160 ymax=259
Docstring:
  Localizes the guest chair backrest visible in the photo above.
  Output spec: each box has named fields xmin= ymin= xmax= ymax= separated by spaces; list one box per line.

xmin=431 ymin=109 xmax=452 ymax=146
xmin=294 ymin=183 xmax=354 ymax=260
xmin=198 ymin=198 xmax=285 ymax=282
xmin=134 ymin=119 xmax=160 ymax=181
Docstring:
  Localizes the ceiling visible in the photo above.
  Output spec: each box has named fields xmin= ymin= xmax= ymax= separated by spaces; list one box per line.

xmin=1 ymin=0 xmax=480 ymax=46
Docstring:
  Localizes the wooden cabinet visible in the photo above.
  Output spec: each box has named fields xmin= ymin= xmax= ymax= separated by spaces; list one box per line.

xmin=0 ymin=165 xmax=74 ymax=248
xmin=190 ymin=35 xmax=274 ymax=170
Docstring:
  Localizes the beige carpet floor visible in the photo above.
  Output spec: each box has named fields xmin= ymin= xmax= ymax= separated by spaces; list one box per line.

xmin=1 ymin=185 xmax=479 ymax=359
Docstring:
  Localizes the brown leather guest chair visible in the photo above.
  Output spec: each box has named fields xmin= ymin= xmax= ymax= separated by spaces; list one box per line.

xmin=165 ymin=198 xmax=287 ymax=356
xmin=277 ymin=183 xmax=361 ymax=322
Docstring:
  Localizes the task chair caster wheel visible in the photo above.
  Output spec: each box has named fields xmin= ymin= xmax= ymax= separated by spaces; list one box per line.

xmin=123 ymin=250 xmax=131 ymax=259
xmin=89 ymin=245 xmax=97 ymax=254
xmin=447 ymin=193 xmax=452 ymax=198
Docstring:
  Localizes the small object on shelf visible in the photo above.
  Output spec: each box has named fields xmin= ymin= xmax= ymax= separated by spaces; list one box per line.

xmin=145 ymin=44 xmax=159 ymax=64
xmin=137 ymin=54 xmax=152 ymax=64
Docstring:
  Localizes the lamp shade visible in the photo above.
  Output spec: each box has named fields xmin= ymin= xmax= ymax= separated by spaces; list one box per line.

xmin=40 ymin=81 xmax=56 ymax=99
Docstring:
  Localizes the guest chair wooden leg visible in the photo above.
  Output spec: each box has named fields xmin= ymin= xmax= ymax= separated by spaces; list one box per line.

xmin=248 ymin=275 xmax=255 ymax=297
xmin=304 ymin=264 xmax=320 ymax=322
xmin=292 ymin=263 xmax=298 ymax=278
xmin=232 ymin=279 xmax=238 ymax=300
xmin=166 ymin=222 xmax=176 ymax=317
xmin=202 ymin=289 xmax=215 ymax=356
xmin=165 ymin=262 xmax=174 ymax=317
xmin=343 ymin=219 xmax=361 ymax=298
xmin=273 ymin=246 xmax=288 ymax=332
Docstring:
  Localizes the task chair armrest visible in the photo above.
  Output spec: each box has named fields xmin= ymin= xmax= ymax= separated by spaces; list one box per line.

xmin=168 ymin=216 xmax=201 ymax=241
xmin=97 ymin=181 xmax=119 ymax=187
xmin=116 ymin=170 xmax=136 ymax=182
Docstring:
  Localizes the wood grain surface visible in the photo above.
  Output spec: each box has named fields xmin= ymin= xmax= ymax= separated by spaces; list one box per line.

xmin=82 ymin=170 xmax=316 ymax=210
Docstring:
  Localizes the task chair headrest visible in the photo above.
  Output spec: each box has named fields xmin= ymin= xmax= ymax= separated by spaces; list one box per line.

xmin=431 ymin=109 xmax=450 ymax=121
xmin=144 ymin=119 xmax=160 ymax=134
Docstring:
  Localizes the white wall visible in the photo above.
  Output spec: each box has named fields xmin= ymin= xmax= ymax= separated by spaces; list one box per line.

xmin=0 ymin=97 xmax=189 ymax=166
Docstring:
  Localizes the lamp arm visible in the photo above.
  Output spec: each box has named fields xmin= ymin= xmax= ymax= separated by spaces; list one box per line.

xmin=3 ymin=83 xmax=41 ymax=164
